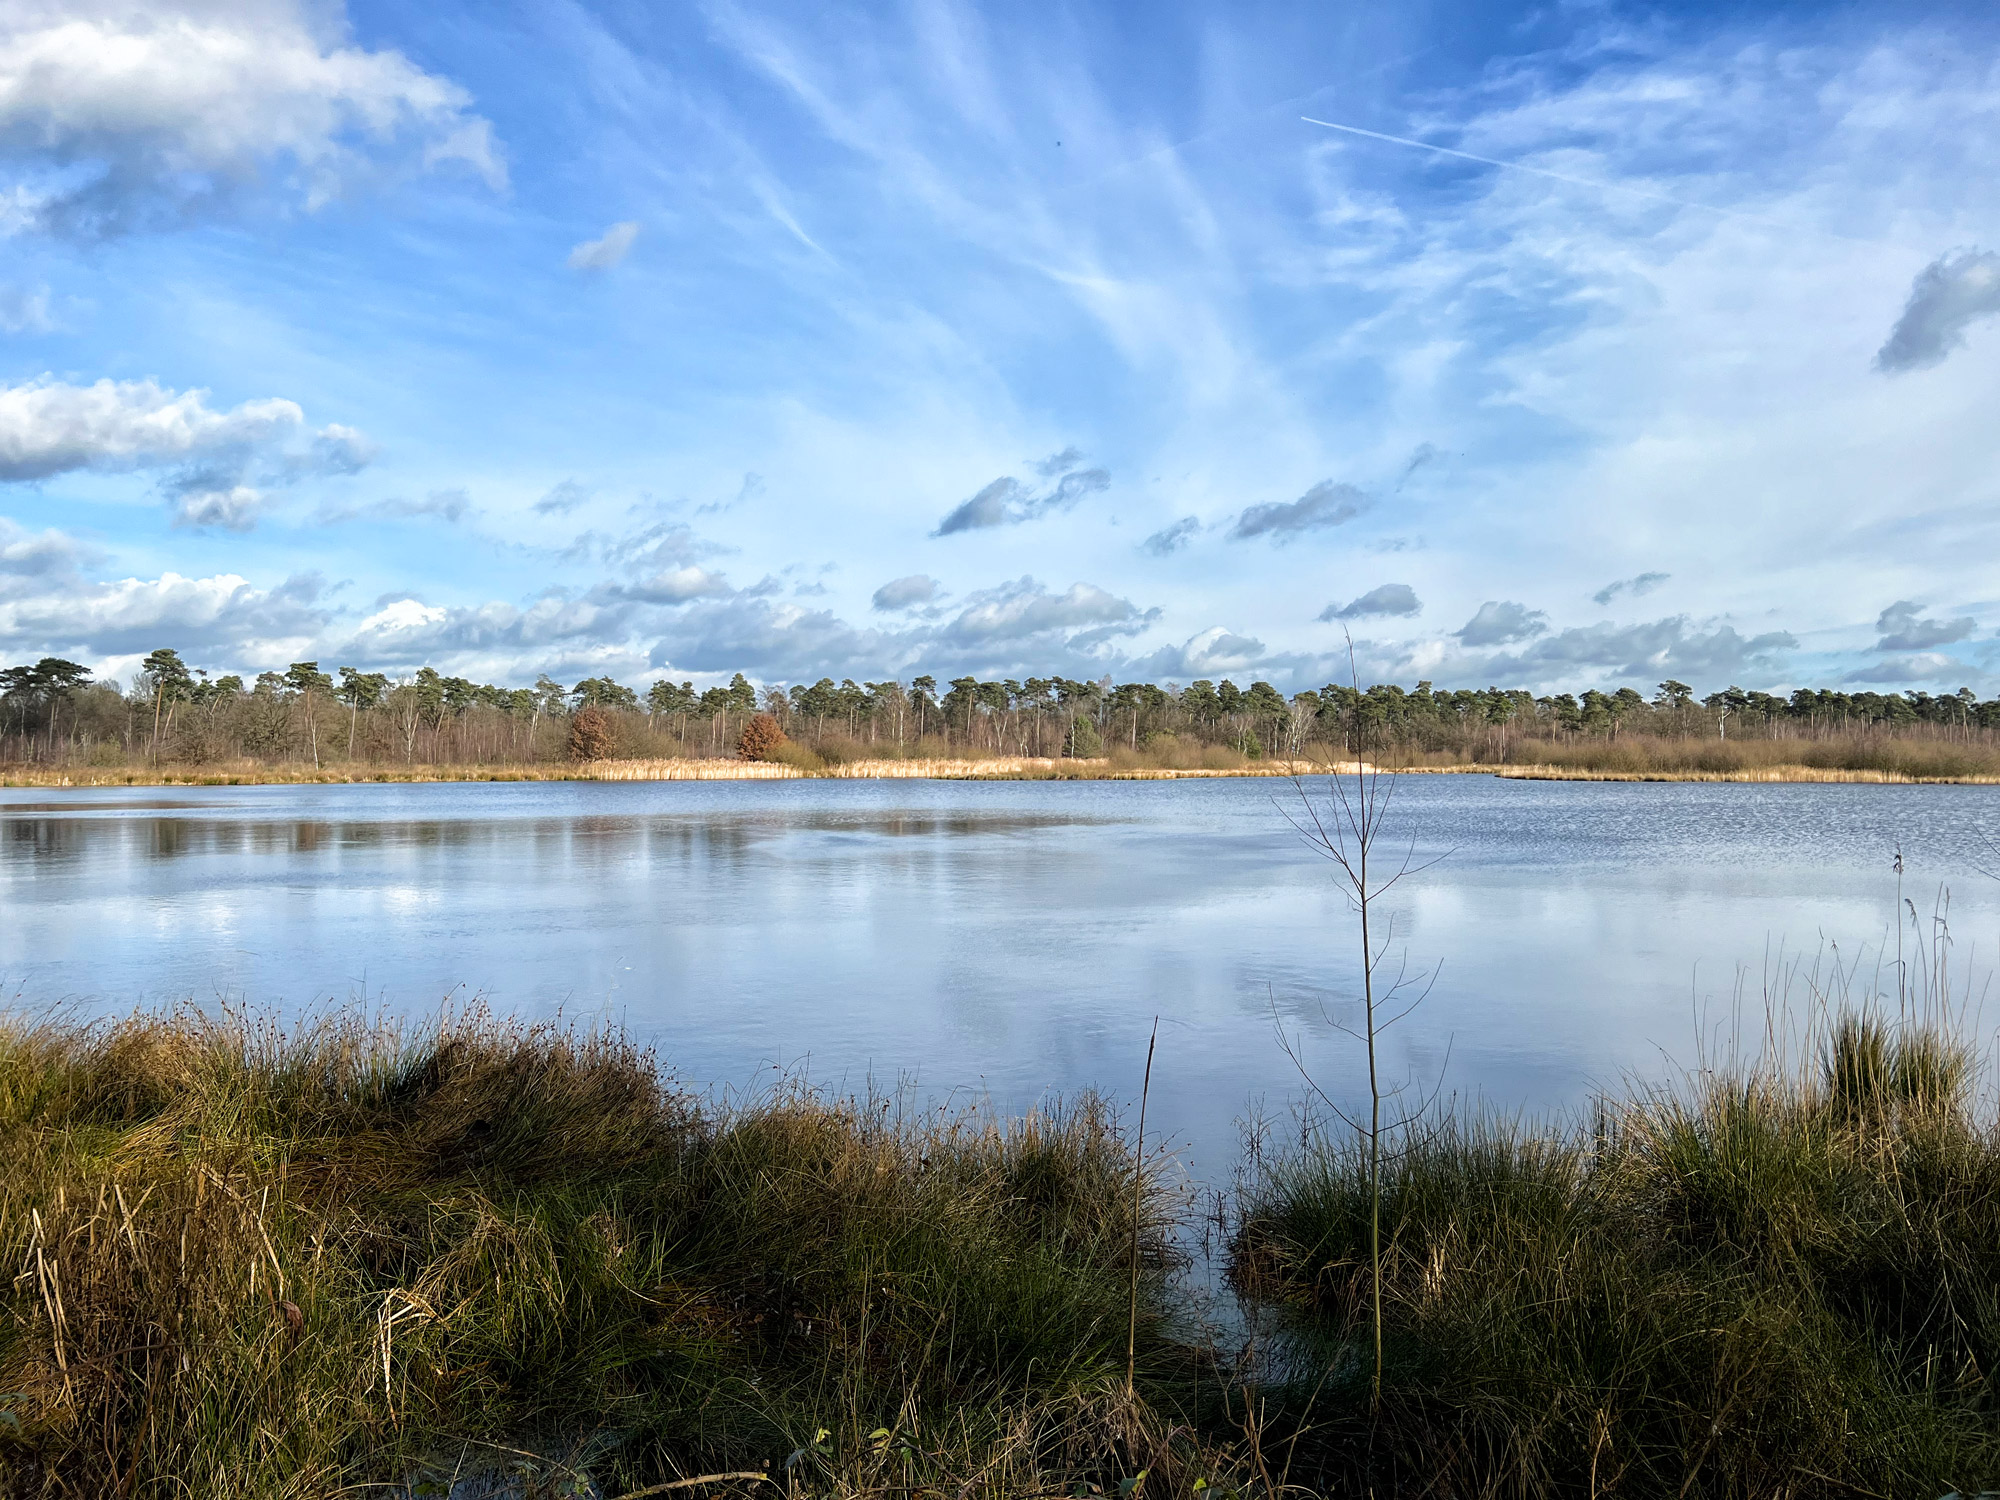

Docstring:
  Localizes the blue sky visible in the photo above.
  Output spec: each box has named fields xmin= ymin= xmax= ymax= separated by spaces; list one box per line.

xmin=3 ymin=0 xmax=1999 ymax=694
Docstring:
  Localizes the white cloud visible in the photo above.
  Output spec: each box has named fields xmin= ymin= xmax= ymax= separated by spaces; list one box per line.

xmin=0 ymin=0 xmax=503 ymax=237
xmin=0 ymin=515 xmax=92 ymax=577
xmin=0 ymin=565 xmax=328 ymax=659
xmin=0 ymin=375 xmax=368 ymax=529
xmin=872 ymin=573 xmax=940 ymax=610
xmin=1873 ymin=599 xmax=1977 ymax=652
xmin=1844 ymin=652 xmax=1973 ymax=685
xmin=1130 ymin=626 xmax=1272 ymax=679
xmin=0 ymin=375 xmax=301 ymax=480
xmin=941 ymin=576 xmax=1146 ymax=645
xmin=567 ymin=220 xmax=639 ymax=271
xmin=170 ymin=482 xmax=264 ymax=532
xmin=1455 ymin=600 xmax=1547 ymax=647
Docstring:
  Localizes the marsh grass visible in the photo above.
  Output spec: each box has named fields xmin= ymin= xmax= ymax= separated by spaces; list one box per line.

xmin=0 ymin=1007 xmax=1235 ymax=1499
xmin=1231 ymin=1006 xmax=2000 ymax=1497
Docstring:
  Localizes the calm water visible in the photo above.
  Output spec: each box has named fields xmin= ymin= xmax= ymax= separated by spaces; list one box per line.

xmin=5 ymin=775 xmax=2000 ymax=1175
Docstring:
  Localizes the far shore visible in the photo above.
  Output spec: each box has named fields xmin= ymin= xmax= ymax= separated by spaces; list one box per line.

xmin=7 ymin=754 xmax=2000 ymax=789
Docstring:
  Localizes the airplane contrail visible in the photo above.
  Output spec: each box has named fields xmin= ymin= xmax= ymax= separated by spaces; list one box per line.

xmin=1300 ymin=114 xmax=1750 ymax=222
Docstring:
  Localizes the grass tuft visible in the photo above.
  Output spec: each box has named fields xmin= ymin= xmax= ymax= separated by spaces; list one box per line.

xmin=1232 ymin=1012 xmax=2000 ymax=1498
xmin=0 ymin=1007 xmax=1233 ymax=1499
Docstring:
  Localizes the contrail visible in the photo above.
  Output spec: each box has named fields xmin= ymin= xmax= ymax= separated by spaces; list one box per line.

xmin=1300 ymin=115 xmax=1748 ymax=222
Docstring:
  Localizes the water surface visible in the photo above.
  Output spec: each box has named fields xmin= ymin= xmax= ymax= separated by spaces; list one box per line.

xmin=6 ymin=775 xmax=1999 ymax=1174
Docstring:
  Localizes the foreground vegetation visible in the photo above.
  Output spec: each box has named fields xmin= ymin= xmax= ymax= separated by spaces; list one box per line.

xmin=5 ymin=1004 xmax=2000 ymax=1496
xmin=0 ymin=1009 xmax=1225 ymax=1499
xmin=1235 ymin=1012 xmax=2000 ymax=1497
xmin=7 ymin=648 xmax=2000 ymax=781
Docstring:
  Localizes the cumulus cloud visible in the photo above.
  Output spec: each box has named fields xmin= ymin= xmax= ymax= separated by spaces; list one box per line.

xmin=940 ymin=576 xmax=1149 ymax=647
xmin=1228 ymin=481 xmax=1366 ymax=544
xmin=1875 ymin=250 xmax=2000 ymax=373
xmin=1843 ymin=653 xmax=1971 ymax=685
xmin=567 ymin=220 xmax=639 ymax=271
xmin=0 ymin=374 xmax=366 ymax=529
xmin=597 ymin=565 xmax=734 ymax=605
xmin=647 ymin=595 xmax=901 ymax=679
xmin=931 ymin=449 xmax=1109 ymax=535
xmin=1127 ymin=626 xmax=1271 ymax=679
xmin=1140 ymin=516 xmax=1199 ymax=556
xmin=0 ymin=515 xmax=92 ymax=578
xmin=0 ymin=565 xmax=329 ymax=659
xmin=1321 ymin=583 xmax=1420 ymax=621
xmin=0 ymin=0 xmax=503 ymax=238
xmin=1455 ymin=600 xmax=1547 ymax=646
xmin=0 ymin=375 xmax=301 ymax=480
xmin=1873 ymin=600 xmax=1976 ymax=652
xmin=1593 ymin=572 xmax=1670 ymax=607
xmin=872 ymin=573 xmax=940 ymax=610
xmin=168 ymin=480 xmax=265 ymax=531
xmin=1474 ymin=618 xmax=1798 ymax=684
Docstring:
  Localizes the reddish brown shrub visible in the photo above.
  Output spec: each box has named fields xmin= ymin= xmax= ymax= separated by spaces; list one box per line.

xmin=567 ymin=705 xmax=616 ymax=761
xmin=738 ymin=713 xmax=788 ymax=761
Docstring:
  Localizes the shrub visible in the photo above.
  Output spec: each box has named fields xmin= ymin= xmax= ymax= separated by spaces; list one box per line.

xmin=1064 ymin=714 xmax=1103 ymax=758
xmin=737 ymin=712 xmax=788 ymax=761
xmin=566 ymin=705 xmax=615 ymax=760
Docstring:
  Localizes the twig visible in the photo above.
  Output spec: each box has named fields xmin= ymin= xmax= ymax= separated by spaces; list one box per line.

xmin=613 ymin=1473 xmax=775 ymax=1498
xmin=1127 ymin=1015 xmax=1159 ymax=1398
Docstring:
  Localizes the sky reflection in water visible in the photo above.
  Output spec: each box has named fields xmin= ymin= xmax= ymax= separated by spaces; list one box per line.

xmin=6 ymin=776 xmax=2000 ymax=1180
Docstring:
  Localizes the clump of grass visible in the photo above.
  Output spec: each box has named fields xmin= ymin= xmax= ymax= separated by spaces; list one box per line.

xmin=1232 ymin=1013 xmax=2000 ymax=1497
xmin=0 ymin=1007 xmax=1232 ymax=1499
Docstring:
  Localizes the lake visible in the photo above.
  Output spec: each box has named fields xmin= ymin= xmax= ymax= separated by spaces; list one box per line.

xmin=5 ymin=774 xmax=1999 ymax=1178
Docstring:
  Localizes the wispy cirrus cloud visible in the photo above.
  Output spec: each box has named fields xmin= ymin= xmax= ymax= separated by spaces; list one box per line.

xmin=567 ymin=220 xmax=639 ymax=270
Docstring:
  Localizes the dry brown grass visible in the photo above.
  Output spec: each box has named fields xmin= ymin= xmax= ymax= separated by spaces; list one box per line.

xmin=0 ymin=1006 xmax=1243 ymax=1500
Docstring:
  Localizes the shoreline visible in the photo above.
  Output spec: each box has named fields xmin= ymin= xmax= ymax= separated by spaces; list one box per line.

xmin=3 ymin=756 xmax=2000 ymax=792
xmin=6 ymin=754 xmax=2000 ymax=789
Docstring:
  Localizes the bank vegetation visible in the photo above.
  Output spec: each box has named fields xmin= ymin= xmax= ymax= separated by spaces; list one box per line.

xmin=8 ymin=649 xmax=2000 ymax=783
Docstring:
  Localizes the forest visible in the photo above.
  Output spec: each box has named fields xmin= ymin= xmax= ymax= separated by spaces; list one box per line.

xmin=4 ymin=646 xmax=1998 ymax=774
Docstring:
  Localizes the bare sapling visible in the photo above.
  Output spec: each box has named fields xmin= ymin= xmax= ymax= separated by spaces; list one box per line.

xmin=1276 ymin=637 xmax=1448 ymax=1410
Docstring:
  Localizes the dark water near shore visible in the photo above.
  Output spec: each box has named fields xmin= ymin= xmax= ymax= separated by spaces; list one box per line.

xmin=5 ymin=776 xmax=2000 ymax=1176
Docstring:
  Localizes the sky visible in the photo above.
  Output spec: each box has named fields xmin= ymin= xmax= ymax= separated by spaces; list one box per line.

xmin=2 ymin=0 xmax=1999 ymax=696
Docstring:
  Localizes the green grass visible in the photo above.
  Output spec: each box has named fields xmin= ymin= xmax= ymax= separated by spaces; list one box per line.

xmin=1232 ymin=1012 xmax=2000 ymax=1497
xmin=10 ymin=1004 xmax=2000 ymax=1498
xmin=0 ymin=1008 xmax=1234 ymax=1499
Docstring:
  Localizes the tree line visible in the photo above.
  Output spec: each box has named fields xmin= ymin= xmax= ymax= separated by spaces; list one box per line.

xmin=2 ymin=648 xmax=1995 ymax=769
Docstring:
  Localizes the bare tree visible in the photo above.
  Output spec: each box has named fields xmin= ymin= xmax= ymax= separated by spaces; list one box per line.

xmin=1277 ymin=637 xmax=1447 ymax=1408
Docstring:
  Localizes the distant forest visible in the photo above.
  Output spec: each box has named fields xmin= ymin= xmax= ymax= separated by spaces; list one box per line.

xmin=2 ymin=647 xmax=1995 ymax=771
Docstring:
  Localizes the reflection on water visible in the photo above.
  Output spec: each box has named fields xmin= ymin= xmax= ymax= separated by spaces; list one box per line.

xmin=4 ymin=776 xmax=2000 ymax=1176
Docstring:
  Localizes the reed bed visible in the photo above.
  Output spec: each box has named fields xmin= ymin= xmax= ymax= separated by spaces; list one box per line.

xmin=1232 ymin=1010 xmax=2000 ymax=1498
xmin=0 ymin=1007 xmax=1235 ymax=1500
